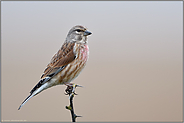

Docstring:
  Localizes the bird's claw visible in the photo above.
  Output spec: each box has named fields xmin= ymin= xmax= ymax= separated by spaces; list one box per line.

xmin=65 ymin=86 xmax=73 ymax=95
xmin=65 ymin=83 xmax=83 ymax=95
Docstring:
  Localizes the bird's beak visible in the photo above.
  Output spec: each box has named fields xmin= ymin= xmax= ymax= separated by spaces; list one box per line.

xmin=84 ymin=30 xmax=92 ymax=36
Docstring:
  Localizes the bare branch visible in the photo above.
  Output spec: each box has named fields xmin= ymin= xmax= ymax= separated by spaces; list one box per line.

xmin=65 ymin=84 xmax=82 ymax=122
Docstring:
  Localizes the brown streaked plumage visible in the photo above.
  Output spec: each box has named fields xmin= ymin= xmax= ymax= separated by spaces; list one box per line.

xmin=41 ymin=42 xmax=75 ymax=79
xmin=18 ymin=25 xmax=92 ymax=110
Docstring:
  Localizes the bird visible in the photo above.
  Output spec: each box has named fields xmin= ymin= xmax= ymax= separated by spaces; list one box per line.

xmin=18 ymin=25 xmax=92 ymax=110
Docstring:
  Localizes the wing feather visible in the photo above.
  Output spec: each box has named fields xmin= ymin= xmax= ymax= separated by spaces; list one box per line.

xmin=41 ymin=42 xmax=76 ymax=79
xmin=30 ymin=42 xmax=76 ymax=94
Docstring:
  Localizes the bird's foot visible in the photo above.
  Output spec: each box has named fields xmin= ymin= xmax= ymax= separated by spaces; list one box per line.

xmin=64 ymin=83 xmax=83 ymax=98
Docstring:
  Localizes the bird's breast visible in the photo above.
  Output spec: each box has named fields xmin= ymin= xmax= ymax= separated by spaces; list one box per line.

xmin=79 ymin=44 xmax=89 ymax=62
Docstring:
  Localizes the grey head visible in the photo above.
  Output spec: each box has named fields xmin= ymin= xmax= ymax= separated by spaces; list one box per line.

xmin=66 ymin=25 xmax=92 ymax=44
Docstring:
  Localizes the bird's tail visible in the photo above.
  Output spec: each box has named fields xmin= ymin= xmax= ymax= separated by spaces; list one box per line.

xmin=18 ymin=81 xmax=49 ymax=110
xmin=18 ymin=93 xmax=34 ymax=110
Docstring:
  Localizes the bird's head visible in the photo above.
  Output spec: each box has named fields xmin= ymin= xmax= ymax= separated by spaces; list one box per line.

xmin=66 ymin=25 xmax=92 ymax=44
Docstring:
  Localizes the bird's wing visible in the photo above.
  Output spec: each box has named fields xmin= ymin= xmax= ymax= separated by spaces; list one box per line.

xmin=30 ymin=42 xmax=76 ymax=94
xmin=42 ymin=42 xmax=76 ymax=78
xmin=41 ymin=42 xmax=76 ymax=78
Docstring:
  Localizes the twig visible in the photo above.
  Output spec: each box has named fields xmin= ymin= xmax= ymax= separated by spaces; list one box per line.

xmin=65 ymin=84 xmax=82 ymax=122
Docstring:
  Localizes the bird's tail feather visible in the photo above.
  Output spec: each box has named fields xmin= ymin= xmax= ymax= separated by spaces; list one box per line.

xmin=18 ymin=82 xmax=49 ymax=110
xmin=18 ymin=93 xmax=34 ymax=110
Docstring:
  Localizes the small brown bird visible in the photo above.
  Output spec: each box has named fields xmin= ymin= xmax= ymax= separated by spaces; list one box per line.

xmin=18 ymin=25 xmax=92 ymax=110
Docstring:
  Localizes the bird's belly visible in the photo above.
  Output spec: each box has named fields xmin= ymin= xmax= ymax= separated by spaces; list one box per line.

xmin=53 ymin=63 xmax=86 ymax=85
xmin=63 ymin=58 xmax=87 ymax=83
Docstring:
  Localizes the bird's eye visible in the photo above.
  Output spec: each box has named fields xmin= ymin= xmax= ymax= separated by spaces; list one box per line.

xmin=76 ymin=29 xmax=81 ymax=32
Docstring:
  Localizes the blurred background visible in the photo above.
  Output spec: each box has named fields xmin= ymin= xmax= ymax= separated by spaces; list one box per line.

xmin=1 ymin=1 xmax=183 ymax=122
